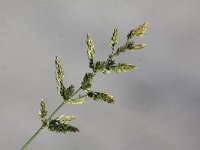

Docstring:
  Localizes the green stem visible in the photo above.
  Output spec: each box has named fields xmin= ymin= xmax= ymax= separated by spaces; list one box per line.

xmin=48 ymin=101 xmax=65 ymax=121
xmin=21 ymin=127 xmax=42 ymax=150
xmin=21 ymin=87 xmax=82 ymax=150
xmin=48 ymin=86 xmax=82 ymax=121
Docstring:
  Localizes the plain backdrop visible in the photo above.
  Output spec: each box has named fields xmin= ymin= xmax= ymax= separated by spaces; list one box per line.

xmin=0 ymin=0 xmax=200 ymax=150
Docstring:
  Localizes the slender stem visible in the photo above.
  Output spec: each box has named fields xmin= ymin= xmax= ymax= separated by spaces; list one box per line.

xmin=48 ymin=86 xmax=82 ymax=121
xmin=21 ymin=87 xmax=82 ymax=150
xmin=47 ymin=101 xmax=65 ymax=121
xmin=21 ymin=127 xmax=42 ymax=150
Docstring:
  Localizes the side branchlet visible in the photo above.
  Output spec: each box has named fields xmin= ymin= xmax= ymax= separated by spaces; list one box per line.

xmin=112 ymin=43 xmax=127 ymax=57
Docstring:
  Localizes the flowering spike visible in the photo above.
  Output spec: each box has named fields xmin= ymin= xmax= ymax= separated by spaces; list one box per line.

xmin=127 ymin=22 xmax=149 ymax=39
xmin=111 ymin=63 xmax=137 ymax=73
xmin=39 ymin=99 xmax=47 ymax=120
xmin=110 ymin=25 xmax=118 ymax=48
xmin=48 ymin=119 xmax=79 ymax=133
xmin=87 ymin=91 xmax=115 ymax=104
xmin=86 ymin=33 xmax=95 ymax=60
xmin=62 ymin=85 xmax=75 ymax=102
xmin=81 ymin=73 xmax=95 ymax=91
xmin=55 ymin=56 xmax=64 ymax=96
xmin=130 ymin=43 xmax=146 ymax=51
xmin=57 ymin=115 xmax=76 ymax=124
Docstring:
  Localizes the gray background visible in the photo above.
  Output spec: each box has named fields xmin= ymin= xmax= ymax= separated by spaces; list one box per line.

xmin=0 ymin=0 xmax=200 ymax=150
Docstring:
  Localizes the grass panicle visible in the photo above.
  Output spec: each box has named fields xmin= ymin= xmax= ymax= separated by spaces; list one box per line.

xmin=21 ymin=22 xmax=149 ymax=150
